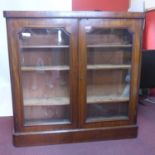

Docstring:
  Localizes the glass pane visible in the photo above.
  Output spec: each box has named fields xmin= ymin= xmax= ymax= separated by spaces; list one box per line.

xmin=86 ymin=28 xmax=132 ymax=45
xmin=18 ymin=27 xmax=71 ymax=125
xmin=86 ymin=27 xmax=132 ymax=122
xmin=87 ymin=103 xmax=128 ymax=122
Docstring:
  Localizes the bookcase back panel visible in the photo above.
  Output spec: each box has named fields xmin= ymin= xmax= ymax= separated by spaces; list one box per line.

xmin=87 ymin=48 xmax=131 ymax=65
xmin=21 ymin=49 xmax=69 ymax=66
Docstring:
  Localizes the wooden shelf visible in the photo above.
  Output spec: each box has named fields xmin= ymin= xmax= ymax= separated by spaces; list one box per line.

xmin=21 ymin=65 xmax=130 ymax=71
xmin=87 ymin=64 xmax=131 ymax=70
xmin=21 ymin=45 xmax=69 ymax=49
xmin=21 ymin=65 xmax=69 ymax=71
xmin=24 ymin=97 xmax=69 ymax=106
xmin=25 ymin=119 xmax=70 ymax=126
xmin=87 ymin=44 xmax=132 ymax=48
xmin=87 ymin=84 xmax=130 ymax=102
xmin=20 ymin=44 xmax=131 ymax=49
xmin=87 ymin=96 xmax=129 ymax=104
xmin=86 ymin=116 xmax=128 ymax=122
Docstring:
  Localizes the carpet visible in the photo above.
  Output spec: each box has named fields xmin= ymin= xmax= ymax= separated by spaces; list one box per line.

xmin=0 ymin=103 xmax=155 ymax=155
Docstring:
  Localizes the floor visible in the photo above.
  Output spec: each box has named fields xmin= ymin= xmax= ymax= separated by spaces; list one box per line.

xmin=0 ymin=103 xmax=155 ymax=155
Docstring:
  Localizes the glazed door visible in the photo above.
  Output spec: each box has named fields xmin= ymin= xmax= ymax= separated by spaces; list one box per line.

xmin=79 ymin=19 xmax=142 ymax=128
xmin=8 ymin=19 xmax=78 ymax=131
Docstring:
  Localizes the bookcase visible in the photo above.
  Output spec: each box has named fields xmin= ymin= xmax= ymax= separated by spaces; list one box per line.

xmin=4 ymin=11 xmax=144 ymax=146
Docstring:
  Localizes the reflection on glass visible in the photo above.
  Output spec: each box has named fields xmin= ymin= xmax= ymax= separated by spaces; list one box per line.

xmin=18 ymin=27 xmax=71 ymax=125
xmin=87 ymin=103 xmax=128 ymax=122
xmin=87 ymin=69 xmax=131 ymax=101
xmin=19 ymin=28 xmax=69 ymax=46
xmin=86 ymin=28 xmax=132 ymax=45
xmin=86 ymin=28 xmax=132 ymax=122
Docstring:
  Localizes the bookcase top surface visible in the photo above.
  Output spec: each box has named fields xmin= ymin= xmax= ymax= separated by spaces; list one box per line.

xmin=3 ymin=11 xmax=144 ymax=19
